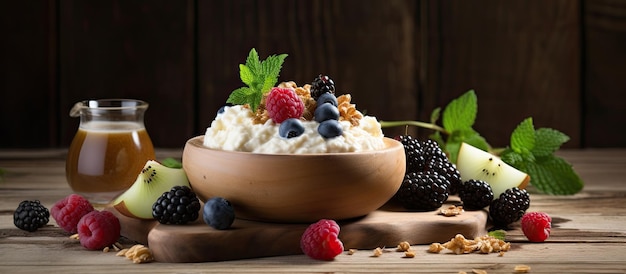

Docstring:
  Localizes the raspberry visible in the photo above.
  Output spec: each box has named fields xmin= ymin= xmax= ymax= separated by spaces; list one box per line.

xmin=300 ymin=219 xmax=344 ymax=260
xmin=521 ymin=212 xmax=552 ymax=242
xmin=13 ymin=200 xmax=50 ymax=232
xmin=77 ymin=210 xmax=120 ymax=250
xmin=50 ymin=194 xmax=95 ymax=233
xmin=265 ymin=87 xmax=304 ymax=123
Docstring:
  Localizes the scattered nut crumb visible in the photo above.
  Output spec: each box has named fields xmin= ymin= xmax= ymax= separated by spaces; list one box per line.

xmin=428 ymin=242 xmax=445 ymax=253
xmin=372 ymin=247 xmax=383 ymax=257
xmin=103 ymin=246 xmax=110 ymax=252
xmin=69 ymin=234 xmax=79 ymax=240
xmin=514 ymin=265 xmax=531 ymax=273
xmin=117 ymin=244 xmax=154 ymax=264
xmin=440 ymin=205 xmax=464 ymax=217
xmin=403 ymin=250 xmax=416 ymax=258
xmin=498 ymin=251 xmax=505 ymax=257
xmin=396 ymin=241 xmax=411 ymax=252
xmin=472 ymin=269 xmax=488 ymax=274
xmin=459 ymin=272 xmax=467 ymax=274
xmin=347 ymin=249 xmax=357 ymax=255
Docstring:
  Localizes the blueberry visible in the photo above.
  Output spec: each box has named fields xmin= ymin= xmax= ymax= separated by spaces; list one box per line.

xmin=318 ymin=119 xmax=343 ymax=138
xmin=202 ymin=197 xmax=235 ymax=230
xmin=279 ymin=118 xmax=305 ymax=138
xmin=314 ymin=103 xmax=340 ymax=123
xmin=316 ymin=92 xmax=338 ymax=107
xmin=217 ymin=103 xmax=233 ymax=116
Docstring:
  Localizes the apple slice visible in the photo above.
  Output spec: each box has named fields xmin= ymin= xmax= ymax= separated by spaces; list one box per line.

xmin=111 ymin=160 xmax=190 ymax=219
xmin=456 ymin=142 xmax=530 ymax=199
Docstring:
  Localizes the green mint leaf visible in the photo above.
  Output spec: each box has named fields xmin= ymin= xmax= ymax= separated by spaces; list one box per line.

xmin=226 ymin=49 xmax=288 ymax=112
xmin=533 ymin=128 xmax=570 ymax=157
xmin=500 ymin=148 xmax=523 ymax=166
xmin=442 ymin=90 xmax=477 ymax=132
xmin=510 ymin=117 xmax=536 ymax=157
xmin=245 ymin=48 xmax=261 ymax=75
xmin=239 ymin=64 xmax=255 ymax=86
xmin=488 ymin=229 xmax=507 ymax=241
xmin=520 ymin=155 xmax=584 ymax=195
xmin=226 ymin=87 xmax=255 ymax=106
xmin=161 ymin=157 xmax=183 ymax=169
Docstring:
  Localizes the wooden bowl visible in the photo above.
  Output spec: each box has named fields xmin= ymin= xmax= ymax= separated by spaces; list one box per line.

xmin=182 ymin=136 xmax=406 ymax=223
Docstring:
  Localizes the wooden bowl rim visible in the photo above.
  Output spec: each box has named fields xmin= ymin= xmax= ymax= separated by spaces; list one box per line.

xmin=184 ymin=135 xmax=403 ymax=157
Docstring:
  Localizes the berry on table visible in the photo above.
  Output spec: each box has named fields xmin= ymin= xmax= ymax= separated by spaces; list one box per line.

xmin=279 ymin=118 xmax=305 ymax=138
xmin=394 ymin=171 xmax=450 ymax=211
xmin=300 ymin=219 xmax=344 ymax=260
xmin=265 ymin=87 xmax=305 ymax=124
xmin=489 ymin=187 xmax=530 ymax=228
xmin=202 ymin=197 xmax=235 ymax=230
xmin=152 ymin=186 xmax=201 ymax=225
xmin=77 ymin=210 xmax=120 ymax=250
xmin=310 ymin=75 xmax=335 ymax=100
xmin=13 ymin=200 xmax=49 ymax=232
xmin=51 ymin=194 xmax=95 ymax=234
xmin=521 ymin=212 xmax=552 ymax=242
xmin=458 ymin=179 xmax=494 ymax=210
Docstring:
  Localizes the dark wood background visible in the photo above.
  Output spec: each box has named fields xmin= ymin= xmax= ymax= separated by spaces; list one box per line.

xmin=1 ymin=0 xmax=625 ymax=149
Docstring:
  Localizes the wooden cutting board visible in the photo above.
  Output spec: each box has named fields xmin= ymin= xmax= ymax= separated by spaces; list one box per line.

xmin=107 ymin=201 xmax=488 ymax=263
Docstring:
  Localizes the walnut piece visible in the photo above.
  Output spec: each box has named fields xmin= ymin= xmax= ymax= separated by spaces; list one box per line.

xmin=429 ymin=234 xmax=511 ymax=255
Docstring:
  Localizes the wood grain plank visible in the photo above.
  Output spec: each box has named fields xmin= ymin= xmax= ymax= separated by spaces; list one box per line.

xmin=0 ymin=0 xmax=58 ymax=148
xmin=58 ymin=0 xmax=195 ymax=147
xmin=424 ymin=0 xmax=582 ymax=148
xmin=196 ymin=0 xmax=419 ymax=138
xmin=583 ymin=0 xmax=626 ymax=147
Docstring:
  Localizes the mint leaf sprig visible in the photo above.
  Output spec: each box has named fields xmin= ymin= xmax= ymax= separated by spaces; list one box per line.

xmin=380 ymin=89 xmax=584 ymax=195
xmin=226 ymin=48 xmax=288 ymax=112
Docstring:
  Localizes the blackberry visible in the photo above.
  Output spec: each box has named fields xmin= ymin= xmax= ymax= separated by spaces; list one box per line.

xmin=425 ymin=157 xmax=462 ymax=194
xmin=397 ymin=135 xmax=426 ymax=173
xmin=421 ymin=139 xmax=448 ymax=162
xmin=152 ymin=186 xmax=201 ymax=225
xmin=394 ymin=171 xmax=450 ymax=211
xmin=459 ymin=179 xmax=494 ymax=210
xmin=489 ymin=187 xmax=530 ymax=228
xmin=14 ymin=200 xmax=50 ymax=232
xmin=311 ymin=74 xmax=335 ymax=100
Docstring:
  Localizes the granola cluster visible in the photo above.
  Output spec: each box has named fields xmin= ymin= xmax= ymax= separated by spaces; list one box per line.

xmin=428 ymin=234 xmax=511 ymax=255
xmin=252 ymin=81 xmax=362 ymax=126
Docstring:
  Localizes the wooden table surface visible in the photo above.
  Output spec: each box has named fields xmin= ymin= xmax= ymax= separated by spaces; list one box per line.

xmin=1 ymin=148 xmax=625 ymax=273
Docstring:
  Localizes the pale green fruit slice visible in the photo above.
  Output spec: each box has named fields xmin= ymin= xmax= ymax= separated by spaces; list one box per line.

xmin=456 ymin=142 xmax=530 ymax=199
xmin=112 ymin=160 xmax=190 ymax=219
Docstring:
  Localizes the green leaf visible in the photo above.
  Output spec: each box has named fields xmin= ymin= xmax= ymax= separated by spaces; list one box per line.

xmin=509 ymin=117 xmax=536 ymax=155
xmin=226 ymin=87 xmax=255 ymax=106
xmin=245 ymin=48 xmax=261 ymax=75
xmin=521 ymin=155 xmax=584 ymax=195
xmin=239 ymin=64 xmax=255 ymax=86
xmin=533 ymin=128 xmax=570 ymax=157
xmin=442 ymin=90 xmax=477 ymax=132
xmin=225 ymin=49 xmax=288 ymax=112
xmin=488 ymin=229 xmax=507 ymax=241
xmin=161 ymin=157 xmax=183 ymax=169
xmin=500 ymin=149 xmax=524 ymax=166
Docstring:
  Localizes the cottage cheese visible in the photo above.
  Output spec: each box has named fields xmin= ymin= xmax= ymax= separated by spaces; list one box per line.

xmin=203 ymin=105 xmax=385 ymax=154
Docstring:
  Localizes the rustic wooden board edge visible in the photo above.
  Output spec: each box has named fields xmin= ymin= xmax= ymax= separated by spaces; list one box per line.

xmin=143 ymin=204 xmax=487 ymax=263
